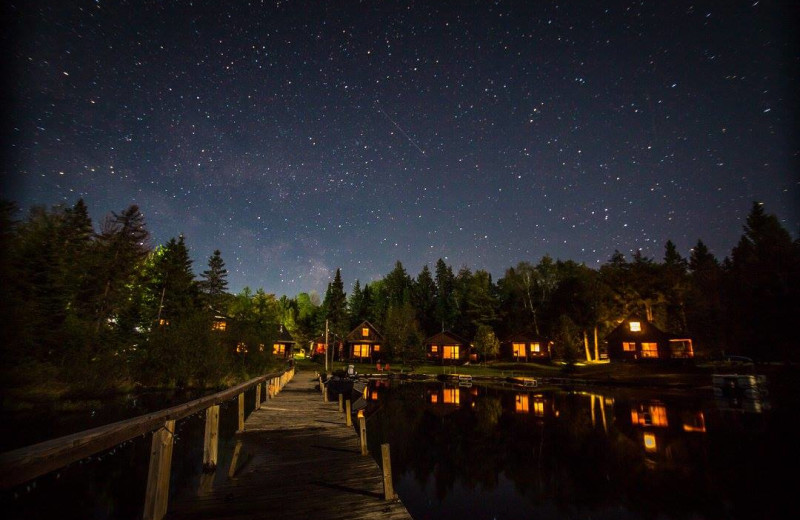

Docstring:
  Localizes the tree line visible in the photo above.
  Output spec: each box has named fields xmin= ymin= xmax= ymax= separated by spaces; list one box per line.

xmin=1 ymin=199 xmax=798 ymax=395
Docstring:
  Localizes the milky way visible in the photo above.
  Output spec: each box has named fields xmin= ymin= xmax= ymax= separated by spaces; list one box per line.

xmin=4 ymin=0 xmax=798 ymax=295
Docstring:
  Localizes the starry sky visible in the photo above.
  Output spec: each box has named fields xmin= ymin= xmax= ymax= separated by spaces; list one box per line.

xmin=3 ymin=0 xmax=798 ymax=296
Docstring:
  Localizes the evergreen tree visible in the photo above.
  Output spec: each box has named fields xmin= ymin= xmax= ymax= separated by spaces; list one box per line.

xmin=411 ymin=265 xmax=438 ymax=336
xmin=322 ymin=268 xmax=349 ymax=342
xmin=434 ymin=258 xmax=457 ymax=331
xmin=199 ymin=249 xmax=229 ymax=309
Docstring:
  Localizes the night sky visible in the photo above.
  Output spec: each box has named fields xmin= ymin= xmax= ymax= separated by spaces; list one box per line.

xmin=3 ymin=0 xmax=798 ymax=296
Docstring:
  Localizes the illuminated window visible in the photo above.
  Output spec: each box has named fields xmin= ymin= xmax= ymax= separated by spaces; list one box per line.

xmin=370 ymin=391 xmax=379 ymax=400
xmin=532 ymin=342 xmax=541 ymax=353
xmin=353 ymin=344 xmax=370 ymax=358
xmin=373 ymin=344 xmax=380 ymax=352
xmin=159 ymin=319 xmax=170 ymax=326
xmin=533 ymin=399 xmax=545 ymax=417
xmin=643 ymin=433 xmax=657 ymax=451
xmin=211 ymin=320 xmax=226 ymax=331
xmin=443 ymin=345 xmax=460 ymax=359
xmin=642 ymin=342 xmax=658 ymax=358
xmin=512 ymin=343 xmax=526 ymax=358
xmin=649 ymin=405 xmax=668 ymax=427
xmin=515 ymin=394 xmax=530 ymax=413
xmin=623 ymin=341 xmax=636 ymax=351
xmin=430 ymin=393 xmax=438 ymax=403
xmin=443 ymin=388 xmax=460 ymax=404
xmin=273 ymin=344 xmax=285 ymax=355
xmin=632 ymin=405 xmax=668 ymax=427
xmin=362 ymin=327 xmax=370 ymax=337
xmin=431 ymin=345 xmax=438 ymax=353
xmin=629 ymin=321 xmax=641 ymax=332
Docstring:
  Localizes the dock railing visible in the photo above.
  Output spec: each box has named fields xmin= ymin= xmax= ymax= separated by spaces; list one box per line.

xmin=0 ymin=366 xmax=295 ymax=520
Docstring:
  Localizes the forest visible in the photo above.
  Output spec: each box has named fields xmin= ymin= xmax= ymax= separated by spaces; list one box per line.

xmin=1 ymin=199 xmax=798 ymax=395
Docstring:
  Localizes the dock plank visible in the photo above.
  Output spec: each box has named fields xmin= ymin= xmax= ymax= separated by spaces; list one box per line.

xmin=166 ymin=368 xmax=411 ymax=520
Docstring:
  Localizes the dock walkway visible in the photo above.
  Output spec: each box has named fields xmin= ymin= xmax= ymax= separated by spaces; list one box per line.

xmin=166 ymin=367 xmax=412 ymax=520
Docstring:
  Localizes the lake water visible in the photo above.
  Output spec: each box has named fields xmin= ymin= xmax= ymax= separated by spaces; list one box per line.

xmin=361 ymin=377 xmax=795 ymax=520
xmin=2 ymin=374 xmax=796 ymax=519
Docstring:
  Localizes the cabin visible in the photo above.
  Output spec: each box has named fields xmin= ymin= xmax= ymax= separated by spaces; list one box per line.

xmin=272 ymin=325 xmax=296 ymax=359
xmin=310 ymin=336 xmax=327 ymax=358
xmin=346 ymin=321 xmax=384 ymax=363
xmin=605 ymin=315 xmax=694 ymax=362
xmin=502 ymin=332 xmax=552 ymax=362
xmin=424 ymin=331 xmax=470 ymax=364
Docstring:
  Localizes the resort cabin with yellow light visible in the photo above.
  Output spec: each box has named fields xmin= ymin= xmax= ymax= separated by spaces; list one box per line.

xmin=605 ymin=315 xmax=694 ymax=362
xmin=272 ymin=325 xmax=296 ymax=359
xmin=424 ymin=330 xmax=470 ymax=364
xmin=346 ymin=320 xmax=383 ymax=362
xmin=502 ymin=332 xmax=552 ymax=362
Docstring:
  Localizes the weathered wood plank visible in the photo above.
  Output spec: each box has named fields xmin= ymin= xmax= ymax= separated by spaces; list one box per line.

xmin=165 ymin=367 xmax=411 ymax=520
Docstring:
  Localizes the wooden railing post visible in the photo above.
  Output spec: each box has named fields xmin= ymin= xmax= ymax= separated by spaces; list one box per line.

xmin=237 ymin=393 xmax=245 ymax=432
xmin=338 ymin=393 xmax=343 ymax=412
xmin=358 ymin=411 xmax=367 ymax=455
xmin=345 ymin=399 xmax=352 ymax=427
xmin=255 ymin=383 xmax=261 ymax=410
xmin=143 ymin=420 xmax=175 ymax=520
xmin=202 ymin=405 xmax=220 ymax=471
xmin=381 ymin=443 xmax=396 ymax=500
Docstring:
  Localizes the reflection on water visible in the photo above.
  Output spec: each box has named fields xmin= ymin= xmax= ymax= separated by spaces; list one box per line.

xmin=364 ymin=378 xmax=789 ymax=520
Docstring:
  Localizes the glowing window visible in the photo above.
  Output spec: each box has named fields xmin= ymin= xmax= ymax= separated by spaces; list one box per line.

xmin=273 ymin=344 xmax=285 ymax=355
xmin=373 ymin=344 xmax=380 ymax=352
xmin=623 ymin=341 xmax=636 ymax=351
xmin=643 ymin=433 xmax=657 ymax=451
xmin=532 ymin=342 xmax=541 ymax=353
xmin=362 ymin=327 xmax=369 ymax=337
xmin=430 ymin=393 xmax=438 ymax=404
xmin=370 ymin=391 xmax=379 ymax=400
xmin=443 ymin=345 xmax=460 ymax=359
xmin=211 ymin=320 xmax=226 ymax=331
xmin=515 ymin=394 xmax=529 ymax=413
xmin=159 ymin=319 xmax=170 ymax=326
xmin=431 ymin=345 xmax=438 ymax=353
xmin=443 ymin=388 xmax=460 ymax=404
xmin=642 ymin=342 xmax=658 ymax=358
xmin=353 ymin=344 xmax=371 ymax=358
xmin=533 ymin=399 xmax=544 ymax=417
xmin=629 ymin=321 xmax=641 ymax=332
xmin=512 ymin=343 xmax=526 ymax=358
xmin=649 ymin=405 xmax=668 ymax=427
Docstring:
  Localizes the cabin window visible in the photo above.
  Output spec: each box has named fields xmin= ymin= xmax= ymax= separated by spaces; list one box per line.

xmin=533 ymin=399 xmax=545 ymax=417
xmin=643 ymin=433 xmax=657 ymax=451
xmin=273 ymin=344 xmax=285 ymax=355
xmin=373 ymin=344 xmax=381 ymax=352
xmin=532 ymin=342 xmax=541 ymax=353
xmin=632 ymin=405 xmax=668 ymax=427
xmin=515 ymin=394 xmax=529 ymax=413
xmin=642 ymin=342 xmax=658 ymax=358
xmin=430 ymin=393 xmax=438 ymax=404
xmin=353 ymin=344 xmax=371 ymax=358
xmin=512 ymin=343 xmax=526 ymax=358
xmin=623 ymin=342 xmax=636 ymax=351
xmin=431 ymin=345 xmax=438 ymax=353
xmin=212 ymin=320 xmax=226 ymax=331
xmin=443 ymin=345 xmax=460 ymax=359
xmin=443 ymin=388 xmax=459 ymax=404
xmin=629 ymin=321 xmax=641 ymax=332
xmin=370 ymin=391 xmax=379 ymax=401
xmin=362 ymin=327 xmax=369 ymax=337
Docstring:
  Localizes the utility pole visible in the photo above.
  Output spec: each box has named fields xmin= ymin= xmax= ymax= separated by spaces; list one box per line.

xmin=325 ymin=319 xmax=329 ymax=373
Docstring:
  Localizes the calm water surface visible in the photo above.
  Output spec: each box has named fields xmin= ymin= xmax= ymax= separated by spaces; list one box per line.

xmin=362 ymin=377 xmax=795 ymax=520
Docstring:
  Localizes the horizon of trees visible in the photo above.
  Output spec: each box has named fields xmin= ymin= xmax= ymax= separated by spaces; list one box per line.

xmin=2 ymin=198 xmax=798 ymax=394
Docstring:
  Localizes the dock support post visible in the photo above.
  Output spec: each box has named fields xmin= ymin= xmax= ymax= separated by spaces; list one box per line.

xmin=237 ymin=392 xmax=245 ymax=432
xmin=358 ymin=412 xmax=368 ymax=455
xmin=202 ymin=405 xmax=220 ymax=471
xmin=255 ymin=383 xmax=262 ymax=410
xmin=338 ymin=393 xmax=343 ymax=412
xmin=381 ymin=443 xmax=396 ymax=500
xmin=345 ymin=399 xmax=352 ymax=426
xmin=143 ymin=420 xmax=175 ymax=520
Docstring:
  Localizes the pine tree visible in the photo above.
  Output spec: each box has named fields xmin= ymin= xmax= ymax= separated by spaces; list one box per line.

xmin=411 ymin=265 xmax=437 ymax=336
xmin=199 ymin=249 xmax=228 ymax=309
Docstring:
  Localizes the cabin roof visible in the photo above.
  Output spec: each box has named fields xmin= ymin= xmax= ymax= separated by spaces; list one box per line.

xmin=346 ymin=320 xmax=384 ymax=342
xmin=276 ymin=325 xmax=295 ymax=344
xmin=504 ymin=331 xmax=549 ymax=343
xmin=605 ymin=314 xmax=672 ymax=342
xmin=424 ymin=330 xmax=470 ymax=346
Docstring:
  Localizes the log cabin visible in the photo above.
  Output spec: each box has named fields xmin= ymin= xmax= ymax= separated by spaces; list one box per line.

xmin=272 ymin=325 xmax=296 ymax=359
xmin=605 ymin=315 xmax=694 ymax=362
xmin=346 ymin=321 xmax=384 ymax=363
xmin=424 ymin=331 xmax=470 ymax=364
xmin=502 ymin=332 xmax=552 ymax=362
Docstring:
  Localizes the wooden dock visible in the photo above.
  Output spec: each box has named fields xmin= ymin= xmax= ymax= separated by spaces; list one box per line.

xmin=166 ymin=367 xmax=412 ymax=520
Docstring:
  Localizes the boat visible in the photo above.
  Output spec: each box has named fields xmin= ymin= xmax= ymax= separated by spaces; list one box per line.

xmin=509 ymin=376 xmax=538 ymax=388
